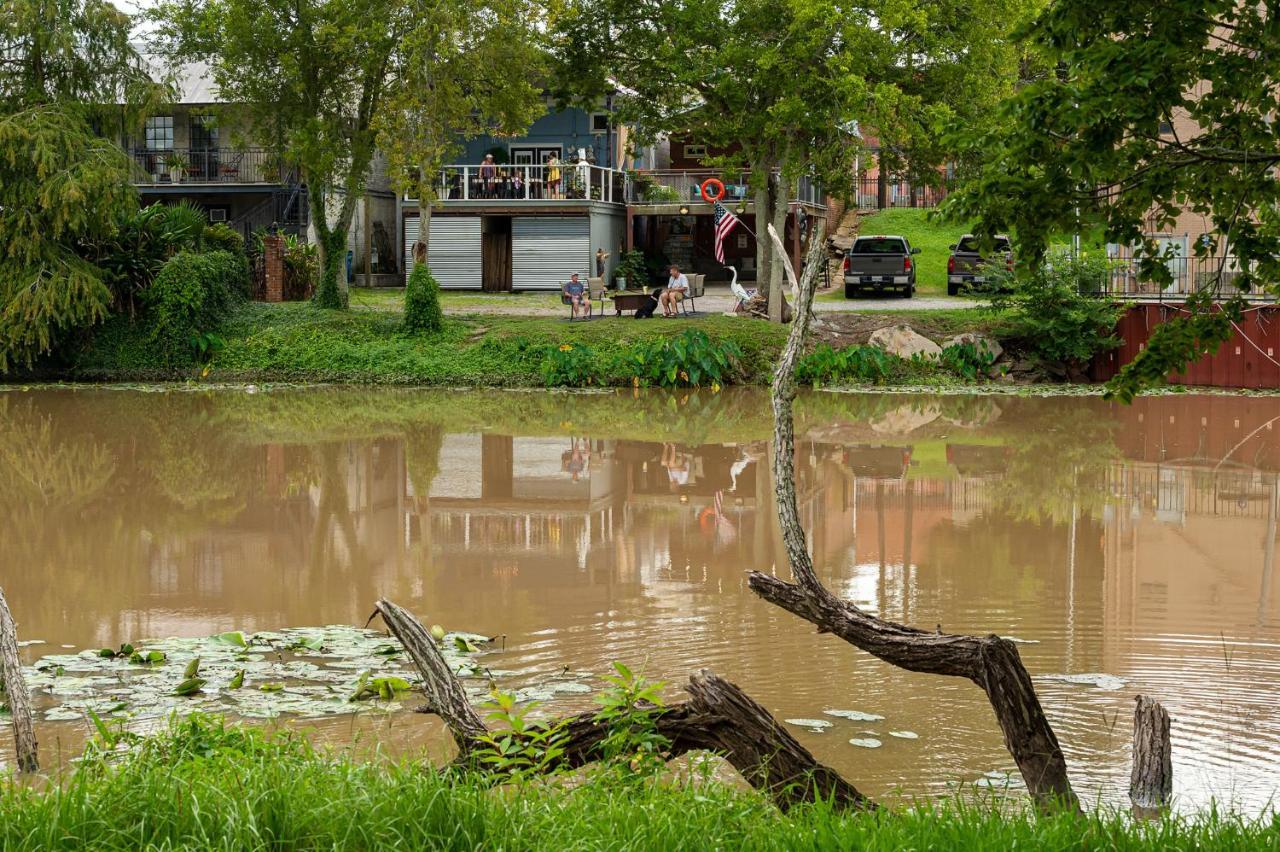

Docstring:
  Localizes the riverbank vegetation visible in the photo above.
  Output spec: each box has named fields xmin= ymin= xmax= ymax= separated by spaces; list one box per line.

xmin=1 ymin=716 xmax=1273 ymax=851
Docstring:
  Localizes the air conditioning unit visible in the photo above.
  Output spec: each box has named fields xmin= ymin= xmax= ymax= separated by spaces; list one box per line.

xmin=208 ymin=208 xmax=228 ymax=223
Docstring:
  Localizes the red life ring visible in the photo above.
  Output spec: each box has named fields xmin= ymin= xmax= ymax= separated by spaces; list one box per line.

xmin=699 ymin=178 xmax=726 ymax=202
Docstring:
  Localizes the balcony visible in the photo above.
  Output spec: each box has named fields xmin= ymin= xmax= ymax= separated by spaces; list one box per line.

xmin=130 ymin=148 xmax=295 ymax=187
xmin=427 ymin=163 xmax=628 ymax=205
xmin=628 ymin=170 xmax=824 ymax=207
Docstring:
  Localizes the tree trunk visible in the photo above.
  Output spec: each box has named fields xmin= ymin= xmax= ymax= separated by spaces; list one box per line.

xmin=768 ymin=175 xmax=789 ymax=323
xmin=0 ymin=586 xmax=37 ymax=773
xmin=747 ymin=226 xmax=1080 ymax=813
xmin=310 ymin=186 xmax=355 ymax=310
xmin=1129 ymin=695 xmax=1172 ymax=811
xmin=752 ymin=170 xmax=773 ymax=301
xmin=373 ymin=598 xmax=870 ymax=812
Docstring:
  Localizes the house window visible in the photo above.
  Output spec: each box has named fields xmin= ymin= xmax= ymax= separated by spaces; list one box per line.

xmin=590 ymin=113 xmax=610 ymax=134
xmin=1158 ymin=120 xmax=1174 ymax=135
xmin=683 ymin=144 xmax=707 ymax=160
xmin=145 ymin=116 xmax=173 ymax=150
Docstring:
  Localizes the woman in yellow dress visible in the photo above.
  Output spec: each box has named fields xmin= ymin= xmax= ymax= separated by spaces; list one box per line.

xmin=545 ymin=154 xmax=561 ymax=199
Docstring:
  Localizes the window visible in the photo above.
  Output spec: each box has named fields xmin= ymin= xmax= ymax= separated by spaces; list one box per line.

xmin=683 ymin=144 xmax=707 ymax=159
xmin=590 ymin=112 xmax=610 ymax=134
xmin=145 ymin=116 xmax=173 ymax=150
xmin=1158 ymin=120 xmax=1174 ymax=135
xmin=851 ymin=237 xmax=908 ymax=254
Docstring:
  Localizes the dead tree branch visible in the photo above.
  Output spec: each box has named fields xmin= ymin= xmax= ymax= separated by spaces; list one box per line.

xmin=0 ymin=585 xmax=38 ymax=773
xmin=1129 ymin=695 xmax=1172 ymax=811
xmin=374 ymin=598 xmax=869 ymax=812
xmin=747 ymin=225 xmax=1080 ymax=812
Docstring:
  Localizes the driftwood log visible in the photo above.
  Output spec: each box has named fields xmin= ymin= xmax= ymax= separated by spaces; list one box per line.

xmin=373 ymin=599 xmax=869 ymax=811
xmin=746 ymin=225 xmax=1079 ymax=812
xmin=0 ymin=585 xmax=37 ymax=773
xmin=1129 ymin=695 xmax=1172 ymax=810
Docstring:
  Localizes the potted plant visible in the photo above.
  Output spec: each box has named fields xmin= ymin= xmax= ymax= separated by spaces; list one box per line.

xmin=164 ymin=152 xmax=187 ymax=183
xmin=615 ymin=249 xmax=647 ymax=290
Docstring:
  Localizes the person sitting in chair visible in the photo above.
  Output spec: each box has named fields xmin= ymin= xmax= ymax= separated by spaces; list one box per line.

xmin=563 ymin=273 xmax=590 ymax=318
xmin=659 ymin=264 xmax=689 ymax=317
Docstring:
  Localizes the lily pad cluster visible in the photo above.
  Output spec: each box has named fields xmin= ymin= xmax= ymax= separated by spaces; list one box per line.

xmin=783 ymin=708 xmax=918 ymax=749
xmin=23 ymin=625 xmax=498 ymax=724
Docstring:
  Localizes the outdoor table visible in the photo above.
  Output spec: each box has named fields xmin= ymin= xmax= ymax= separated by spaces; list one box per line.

xmin=607 ymin=292 xmax=656 ymax=316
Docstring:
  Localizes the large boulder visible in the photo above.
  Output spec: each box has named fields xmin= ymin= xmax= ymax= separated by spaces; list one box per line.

xmin=869 ymin=324 xmax=942 ymax=360
xmin=942 ymin=332 xmax=1003 ymax=362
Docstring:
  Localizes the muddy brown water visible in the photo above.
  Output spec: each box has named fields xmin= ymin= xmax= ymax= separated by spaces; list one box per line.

xmin=2 ymin=385 xmax=1278 ymax=813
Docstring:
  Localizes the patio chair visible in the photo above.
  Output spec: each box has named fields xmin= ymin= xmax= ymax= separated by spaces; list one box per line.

xmin=587 ymin=277 xmax=607 ymax=317
xmin=561 ymin=280 xmax=593 ymax=320
xmin=677 ymin=273 xmax=705 ymax=315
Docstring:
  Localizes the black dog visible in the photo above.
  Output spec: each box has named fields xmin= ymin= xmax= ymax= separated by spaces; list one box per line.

xmin=632 ymin=288 xmax=662 ymax=319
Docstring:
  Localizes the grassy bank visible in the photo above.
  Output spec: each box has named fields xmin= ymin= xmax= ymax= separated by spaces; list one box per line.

xmin=59 ymin=300 xmax=1008 ymax=387
xmin=2 ymin=717 xmax=1273 ymax=851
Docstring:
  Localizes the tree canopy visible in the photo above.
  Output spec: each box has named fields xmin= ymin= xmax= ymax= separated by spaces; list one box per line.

xmin=555 ymin=0 xmax=1035 ymax=319
xmin=153 ymin=0 xmax=544 ymax=308
xmin=943 ymin=0 xmax=1280 ymax=398
xmin=0 ymin=0 xmax=157 ymax=372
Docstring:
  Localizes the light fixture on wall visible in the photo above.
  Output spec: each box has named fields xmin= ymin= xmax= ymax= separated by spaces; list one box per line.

xmin=735 ymin=204 xmax=746 ymax=214
xmin=679 ymin=205 xmax=689 ymax=215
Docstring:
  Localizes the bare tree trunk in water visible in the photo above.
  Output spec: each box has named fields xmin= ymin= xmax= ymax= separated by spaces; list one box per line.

xmin=747 ymin=224 xmax=1080 ymax=813
xmin=372 ymin=599 xmax=870 ymax=812
xmin=1129 ymin=695 xmax=1172 ymax=812
xmin=0 ymin=586 xmax=37 ymax=772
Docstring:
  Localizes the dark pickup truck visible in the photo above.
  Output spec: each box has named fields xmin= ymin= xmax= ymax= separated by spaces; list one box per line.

xmin=947 ymin=234 xmax=1013 ymax=296
xmin=843 ymin=235 xmax=919 ymax=298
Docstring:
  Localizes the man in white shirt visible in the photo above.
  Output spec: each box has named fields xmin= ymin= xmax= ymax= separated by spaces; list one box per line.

xmin=659 ymin=264 xmax=689 ymax=317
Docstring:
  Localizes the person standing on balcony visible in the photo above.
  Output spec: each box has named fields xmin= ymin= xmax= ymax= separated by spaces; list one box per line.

xmin=479 ymin=153 xmax=498 ymax=199
xmin=546 ymin=154 xmax=561 ymax=199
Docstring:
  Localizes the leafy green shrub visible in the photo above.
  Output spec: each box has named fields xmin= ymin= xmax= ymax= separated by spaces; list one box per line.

xmin=156 ymin=201 xmax=208 ymax=254
xmin=203 ymin=222 xmax=245 ymax=256
xmin=628 ymin=328 xmax=741 ymax=387
xmin=473 ymin=691 xmax=570 ymax=781
xmin=795 ymin=344 xmax=895 ymax=386
xmin=989 ymin=252 xmax=1122 ymax=370
xmin=145 ymin=250 xmax=248 ymax=366
xmin=614 ymin=249 xmax=649 ymax=289
xmin=939 ymin=342 xmax=998 ymax=382
xmin=542 ymin=342 xmax=607 ymax=386
xmin=403 ymin=265 xmax=444 ymax=334
xmin=592 ymin=661 xmax=670 ymax=776
xmin=282 ymin=234 xmax=318 ymax=300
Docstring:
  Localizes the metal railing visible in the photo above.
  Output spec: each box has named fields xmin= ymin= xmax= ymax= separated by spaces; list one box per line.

xmin=627 ymin=169 xmax=824 ymax=207
xmin=854 ymin=176 xmax=954 ymax=210
xmin=129 ymin=147 xmax=293 ymax=185
xmin=1090 ymin=255 xmax=1273 ymax=299
xmin=431 ymin=163 xmax=627 ymax=203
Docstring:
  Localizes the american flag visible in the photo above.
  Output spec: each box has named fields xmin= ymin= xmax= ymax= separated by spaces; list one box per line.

xmin=712 ymin=201 xmax=741 ymax=263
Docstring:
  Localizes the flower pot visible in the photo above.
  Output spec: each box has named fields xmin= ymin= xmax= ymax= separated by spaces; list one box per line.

xmin=169 ymin=167 xmax=183 ymax=183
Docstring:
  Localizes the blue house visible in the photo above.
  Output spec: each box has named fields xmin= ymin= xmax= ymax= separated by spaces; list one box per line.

xmin=402 ymin=103 xmax=641 ymax=291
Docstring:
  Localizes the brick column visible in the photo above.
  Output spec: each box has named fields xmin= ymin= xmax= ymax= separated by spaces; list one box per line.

xmin=263 ymin=234 xmax=284 ymax=302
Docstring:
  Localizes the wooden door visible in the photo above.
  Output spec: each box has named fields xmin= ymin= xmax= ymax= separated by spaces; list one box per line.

xmin=482 ymin=216 xmax=512 ymax=292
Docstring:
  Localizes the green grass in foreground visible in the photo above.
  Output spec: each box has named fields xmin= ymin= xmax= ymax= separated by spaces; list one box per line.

xmin=2 ymin=717 xmax=1274 ymax=851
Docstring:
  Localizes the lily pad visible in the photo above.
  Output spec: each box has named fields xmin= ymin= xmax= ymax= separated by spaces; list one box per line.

xmin=888 ymin=730 xmax=919 ymax=739
xmin=848 ymin=737 xmax=882 ymax=748
xmin=823 ymin=709 xmax=885 ymax=722
xmin=1038 ymin=673 xmax=1127 ymax=691
xmin=214 ymin=631 xmax=249 ymax=648
xmin=784 ymin=718 xmax=834 ymax=731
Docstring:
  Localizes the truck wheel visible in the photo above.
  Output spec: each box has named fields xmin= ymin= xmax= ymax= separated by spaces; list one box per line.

xmin=844 ymin=282 xmax=858 ymax=299
xmin=947 ymin=282 xmax=960 ymax=297
xmin=902 ymin=286 xmax=913 ymax=299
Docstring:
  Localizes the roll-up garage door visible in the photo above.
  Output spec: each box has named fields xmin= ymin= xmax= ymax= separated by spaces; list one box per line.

xmin=403 ymin=214 xmax=482 ymax=289
xmin=511 ymin=217 xmax=590 ymax=290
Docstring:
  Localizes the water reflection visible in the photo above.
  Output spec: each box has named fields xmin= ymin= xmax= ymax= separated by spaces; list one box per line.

xmin=1 ymin=387 xmax=1278 ymax=812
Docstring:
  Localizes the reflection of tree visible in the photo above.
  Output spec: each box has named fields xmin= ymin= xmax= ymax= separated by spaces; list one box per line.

xmin=405 ymin=422 xmax=445 ymax=497
xmin=990 ymin=400 xmax=1119 ymax=524
xmin=0 ymin=397 xmax=116 ymax=508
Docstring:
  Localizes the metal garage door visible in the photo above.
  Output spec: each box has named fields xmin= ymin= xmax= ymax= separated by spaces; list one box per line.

xmin=403 ymin=214 xmax=482 ymax=289
xmin=511 ymin=217 xmax=590 ymax=290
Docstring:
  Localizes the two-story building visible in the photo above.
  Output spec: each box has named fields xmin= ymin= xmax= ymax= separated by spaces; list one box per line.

xmin=124 ymin=59 xmax=400 ymax=286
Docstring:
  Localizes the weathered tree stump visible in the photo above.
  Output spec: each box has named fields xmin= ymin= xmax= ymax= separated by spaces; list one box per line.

xmin=373 ymin=598 xmax=869 ymax=812
xmin=1129 ymin=694 xmax=1172 ymax=810
xmin=747 ymin=225 xmax=1079 ymax=812
xmin=0 ymin=585 xmax=38 ymax=773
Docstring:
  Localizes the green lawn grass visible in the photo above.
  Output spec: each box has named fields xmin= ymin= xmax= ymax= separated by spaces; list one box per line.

xmin=2 ymin=716 xmax=1273 ymax=851
xmin=835 ymin=208 xmax=969 ymax=297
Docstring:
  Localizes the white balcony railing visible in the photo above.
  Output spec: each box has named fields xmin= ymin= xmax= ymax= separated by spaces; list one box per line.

xmin=629 ymin=169 xmax=824 ymax=206
xmin=433 ymin=163 xmax=628 ymax=204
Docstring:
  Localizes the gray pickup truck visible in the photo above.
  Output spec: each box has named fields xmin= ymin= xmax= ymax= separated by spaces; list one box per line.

xmin=842 ymin=235 xmax=919 ymax=298
xmin=947 ymin=234 xmax=1013 ymax=295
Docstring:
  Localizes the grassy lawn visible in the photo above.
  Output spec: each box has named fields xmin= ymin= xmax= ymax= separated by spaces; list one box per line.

xmin=2 ymin=716 xmax=1273 ymax=851
xmin=834 ymin=208 xmax=969 ymax=297
xmin=351 ymin=287 xmax=563 ymax=312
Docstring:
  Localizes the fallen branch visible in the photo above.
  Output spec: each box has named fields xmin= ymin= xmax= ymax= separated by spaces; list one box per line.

xmin=374 ymin=598 xmax=869 ymax=812
xmin=747 ymin=225 xmax=1079 ymax=812
xmin=0 ymin=585 xmax=38 ymax=773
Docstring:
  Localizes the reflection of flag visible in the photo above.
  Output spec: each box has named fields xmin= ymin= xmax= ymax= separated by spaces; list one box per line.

xmin=713 ymin=201 xmax=741 ymax=263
